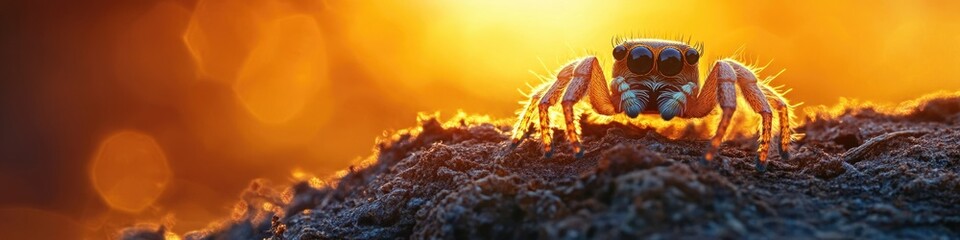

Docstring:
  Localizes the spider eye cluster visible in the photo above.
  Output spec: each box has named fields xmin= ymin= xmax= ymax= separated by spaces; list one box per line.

xmin=613 ymin=45 xmax=700 ymax=76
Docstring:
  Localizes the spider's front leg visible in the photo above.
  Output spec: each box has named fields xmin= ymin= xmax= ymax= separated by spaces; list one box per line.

xmin=511 ymin=56 xmax=618 ymax=158
xmin=685 ymin=59 xmax=792 ymax=172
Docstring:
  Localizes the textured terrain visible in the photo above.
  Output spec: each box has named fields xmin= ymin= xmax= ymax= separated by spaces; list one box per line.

xmin=124 ymin=92 xmax=960 ymax=239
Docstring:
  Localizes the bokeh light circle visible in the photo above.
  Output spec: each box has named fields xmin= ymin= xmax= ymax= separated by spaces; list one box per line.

xmin=234 ymin=14 xmax=330 ymax=124
xmin=90 ymin=131 xmax=172 ymax=213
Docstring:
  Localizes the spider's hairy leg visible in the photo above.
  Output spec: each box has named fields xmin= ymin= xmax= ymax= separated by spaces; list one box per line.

xmin=686 ymin=61 xmax=738 ymax=163
xmin=511 ymin=82 xmax=550 ymax=147
xmin=725 ymin=59 xmax=775 ymax=172
xmin=760 ymin=83 xmax=794 ymax=160
xmin=560 ymin=56 xmax=618 ymax=157
xmin=511 ymin=60 xmax=578 ymax=157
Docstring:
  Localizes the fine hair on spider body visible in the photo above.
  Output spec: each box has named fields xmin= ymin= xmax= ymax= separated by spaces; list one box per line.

xmin=511 ymin=37 xmax=794 ymax=172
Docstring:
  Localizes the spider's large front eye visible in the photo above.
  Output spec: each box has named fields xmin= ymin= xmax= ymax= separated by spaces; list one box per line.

xmin=685 ymin=48 xmax=700 ymax=65
xmin=658 ymin=48 xmax=683 ymax=76
xmin=612 ymin=45 xmax=627 ymax=60
xmin=627 ymin=46 xmax=654 ymax=74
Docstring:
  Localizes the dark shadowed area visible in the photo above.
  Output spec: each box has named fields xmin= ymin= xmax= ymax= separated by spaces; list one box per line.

xmin=122 ymin=92 xmax=960 ymax=239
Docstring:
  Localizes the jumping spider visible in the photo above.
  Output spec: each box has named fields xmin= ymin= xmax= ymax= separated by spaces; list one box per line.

xmin=511 ymin=38 xmax=793 ymax=172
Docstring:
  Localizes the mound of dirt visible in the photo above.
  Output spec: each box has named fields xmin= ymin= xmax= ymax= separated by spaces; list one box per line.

xmin=126 ymin=92 xmax=960 ymax=239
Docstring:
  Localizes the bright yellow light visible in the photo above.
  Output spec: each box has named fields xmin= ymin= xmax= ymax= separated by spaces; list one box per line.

xmin=291 ymin=168 xmax=307 ymax=180
xmin=308 ymin=177 xmax=325 ymax=189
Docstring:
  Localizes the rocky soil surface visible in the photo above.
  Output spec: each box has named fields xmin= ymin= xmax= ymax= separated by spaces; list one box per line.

xmin=124 ymin=92 xmax=960 ymax=239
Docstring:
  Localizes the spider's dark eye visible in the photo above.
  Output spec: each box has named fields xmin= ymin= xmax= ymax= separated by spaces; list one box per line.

xmin=627 ymin=46 xmax=654 ymax=74
xmin=685 ymin=48 xmax=700 ymax=65
xmin=658 ymin=48 xmax=683 ymax=76
xmin=612 ymin=45 xmax=627 ymax=60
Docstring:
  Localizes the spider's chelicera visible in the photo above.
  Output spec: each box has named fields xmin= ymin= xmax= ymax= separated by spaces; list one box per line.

xmin=511 ymin=38 xmax=793 ymax=172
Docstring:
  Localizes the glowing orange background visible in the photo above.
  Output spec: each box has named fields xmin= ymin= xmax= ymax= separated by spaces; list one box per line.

xmin=1 ymin=0 xmax=959 ymax=238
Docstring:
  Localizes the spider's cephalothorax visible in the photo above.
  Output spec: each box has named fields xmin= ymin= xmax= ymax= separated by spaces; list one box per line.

xmin=511 ymin=38 xmax=793 ymax=172
xmin=609 ymin=40 xmax=703 ymax=120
